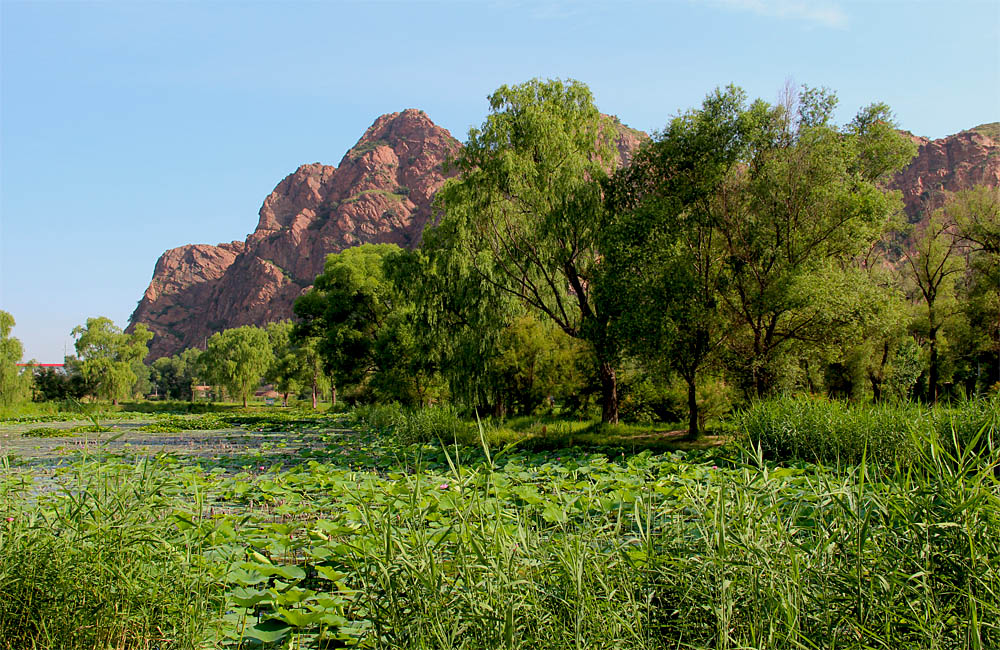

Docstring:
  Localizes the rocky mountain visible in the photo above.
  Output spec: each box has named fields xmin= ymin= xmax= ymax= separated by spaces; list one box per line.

xmin=129 ymin=115 xmax=995 ymax=360
xmin=889 ymin=122 xmax=1000 ymax=223
xmin=130 ymin=109 xmax=463 ymax=358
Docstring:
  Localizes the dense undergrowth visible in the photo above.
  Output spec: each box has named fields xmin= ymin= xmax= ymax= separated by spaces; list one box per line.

xmin=1 ymin=397 xmax=998 ymax=649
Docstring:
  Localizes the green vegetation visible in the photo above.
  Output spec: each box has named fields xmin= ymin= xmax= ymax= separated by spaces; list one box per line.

xmin=733 ymin=394 xmax=997 ymax=465
xmin=2 ymin=78 xmax=999 ymax=649
xmin=2 ymin=399 xmax=997 ymax=649
xmin=71 ymin=317 xmax=152 ymax=405
xmin=0 ymin=458 xmax=221 ymax=650
xmin=202 ymin=326 xmax=275 ymax=408
xmin=432 ymin=79 xmax=625 ymax=423
xmin=0 ymin=311 xmax=31 ymax=407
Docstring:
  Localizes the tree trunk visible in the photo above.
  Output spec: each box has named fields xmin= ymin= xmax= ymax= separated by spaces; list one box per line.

xmin=242 ymin=394 xmax=248 ymax=408
xmin=282 ymin=392 xmax=289 ymax=407
xmin=311 ymin=378 xmax=318 ymax=409
xmin=599 ymin=361 xmax=619 ymax=424
xmin=870 ymin=374 xmax=883 ymax=403
xmin=331 ymin=383 xmax=337 ymax=406
xmin=685 ymin=375 xmax=700 ymax=440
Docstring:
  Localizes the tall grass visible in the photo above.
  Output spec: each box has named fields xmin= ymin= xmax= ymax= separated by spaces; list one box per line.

xmin=0 ymin=458 xmax=222 ymax=650
xmin=733 ymin=395 xmax=998 ymax=466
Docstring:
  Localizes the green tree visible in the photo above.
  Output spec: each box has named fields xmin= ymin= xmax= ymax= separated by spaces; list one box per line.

xmin=71 ymin=317 xmax=152 ymax=405
xmin=711 ymin=89 xmax=916 ymax=396
xmin=950 ymin=186 xmax=1000 ymax=392
xmin=295 ymin=244 xmax=436 ymax=406
xmin=486 ymin=314 xmax=590 ymax=416
xmin=602 ymin=86 xmax=754 ymax=437
xmin=0 ymin=311 xmax=31 ymax=407
xmin=150 ymin=348 xmax=202 ymax=401
xmin=433 ymin=78 xmax=624 ymax=422
xmin=902 ymin=209 xmax=967 ymax=402
xmin=202 ymin=326 xmax=274 ymax=407
xmin=266 ymin=320 xmax=302 ymax=407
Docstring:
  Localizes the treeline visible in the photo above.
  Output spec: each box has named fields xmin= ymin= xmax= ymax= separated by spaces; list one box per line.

xmin=2 ymin=80 xmax=997 ymax=436
xmin=0 ymin=316 xmax=332 ymax=409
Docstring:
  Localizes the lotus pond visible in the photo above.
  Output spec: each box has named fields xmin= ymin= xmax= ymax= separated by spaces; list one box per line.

xmin=1 ymin=404 xmax=997 ymax=649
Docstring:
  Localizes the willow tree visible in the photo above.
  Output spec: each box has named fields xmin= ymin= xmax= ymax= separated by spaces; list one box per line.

xmin=202 ymin=326 xmax=274 ymax=407
xmin=0 ymin=311 xmax=31 ymax=407
xmin=72 ymin=317 xmax=152 ymax=405
xmin=433 ymin=78 xmax=624 ymax=422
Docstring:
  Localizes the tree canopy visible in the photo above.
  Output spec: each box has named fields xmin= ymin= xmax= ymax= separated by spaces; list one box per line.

xmin=0 ymin=311 xmax=31 ymax=407
xmin=202 ymin=325 xmax=274 ymax=407
xmin=432 ymin=78 xmax=625 ymax=422
xmin=72 ymin=317 xmax=152 ymax=405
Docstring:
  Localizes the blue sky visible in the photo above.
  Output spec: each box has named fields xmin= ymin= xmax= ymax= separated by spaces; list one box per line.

xmin=2 ymin=0 xmax=998 ymax=362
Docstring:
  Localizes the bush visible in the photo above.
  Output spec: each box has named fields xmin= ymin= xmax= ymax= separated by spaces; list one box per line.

xmin=396 ymin=404 xmax=472 ymax=445
xmin=352 ymin=402 xmax=406 ymax=434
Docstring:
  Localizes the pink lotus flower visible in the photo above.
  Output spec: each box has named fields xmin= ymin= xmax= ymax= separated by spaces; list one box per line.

xmin=439 ymin=484 xmax=449 ymax=490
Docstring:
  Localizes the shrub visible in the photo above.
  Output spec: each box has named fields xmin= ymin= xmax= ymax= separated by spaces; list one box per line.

xmin=395 ymin=404 xmax=472 ymax=445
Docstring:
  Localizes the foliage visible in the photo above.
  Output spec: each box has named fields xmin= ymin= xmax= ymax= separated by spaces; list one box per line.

xmin=265 ymin=320 xmax=303 ymax=405
xmin=0 ymin=311 xmax=31 ymax=407
xmin=0 ymin=459 xmax=221 ymax=650
xmin=5 ymin=399 xmax=1000 ymax=648
xmin=712 ymin=89 xmax=913 ymax=396
xmin=150 ymin=347 xmax=202 ymax=401
xmin=733 ymin=394 xmax=997 ymax=467
xmin=22 ymin=423 xmax=112 ymax=437
xmin=71 ymin=317 xmax=152 ymax=405
xmin=135 ymin=415 xmax=226 ymax=433
xmin=295 ymin=244 xmax=437 ymax=406
xmin=432 ymin=78 xmax=624 ymax=422
xmin=734 ymin=395 xmax=921 ymax=465
xmin=949 ymin=186 xmax=1000 ymax=395
xmin=202 ymin=325 xmax=274 ymax=408
xmin=602 ymin=86 xmax=755 ymax=436
xmin=903 ymin=208 xmax=968 ymax=402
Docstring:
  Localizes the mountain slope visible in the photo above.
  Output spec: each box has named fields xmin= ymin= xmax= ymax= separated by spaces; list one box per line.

xmin=129 ymin=109 xmax=462 ymax=358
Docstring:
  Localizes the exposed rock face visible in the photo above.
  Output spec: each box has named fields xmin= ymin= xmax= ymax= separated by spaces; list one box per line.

xmin=889 ymin=124 xmax=1000 ymax=223
xmin=129 ymin=242 xmax=245 ymax=356
xmin=130 ymin=109 xmax=462 ymax=359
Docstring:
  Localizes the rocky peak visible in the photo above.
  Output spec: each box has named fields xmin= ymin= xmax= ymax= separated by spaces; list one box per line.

xmin=130 ymin=110 xmax=465 ymax=359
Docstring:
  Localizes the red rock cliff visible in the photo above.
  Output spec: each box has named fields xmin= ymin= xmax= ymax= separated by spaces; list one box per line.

xmin=130 ymin=109 xmax=462 ymax=359
xmin=889 ymin=123 xmax=1000 ymax=223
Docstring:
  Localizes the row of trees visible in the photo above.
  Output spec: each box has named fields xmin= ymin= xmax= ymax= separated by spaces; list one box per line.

xmin=144 ymin=322 xmax=331 ymax=407
xmin=291 ymin=80 xmax=998 ymax=437
xmin=0 ymin=314 xmax=332 ymax=409
xmin=3 ymin=79 xmax=996 ymax=438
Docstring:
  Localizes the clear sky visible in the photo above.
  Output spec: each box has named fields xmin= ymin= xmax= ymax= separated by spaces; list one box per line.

xmin=2 ymin=0 xmax=998 ymax=362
